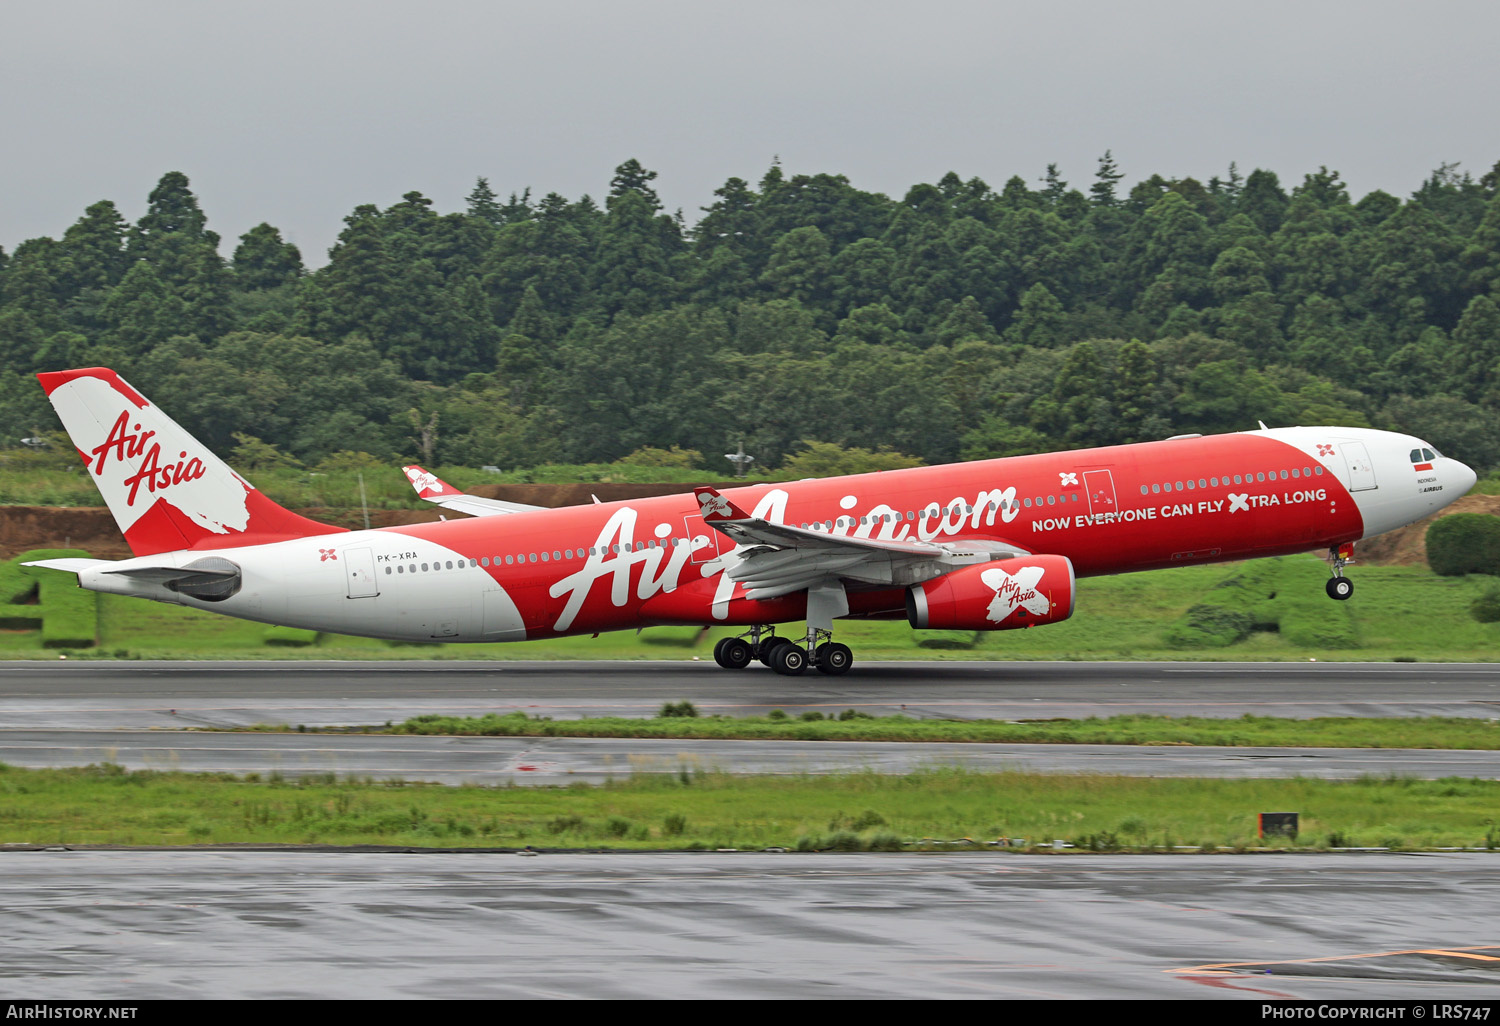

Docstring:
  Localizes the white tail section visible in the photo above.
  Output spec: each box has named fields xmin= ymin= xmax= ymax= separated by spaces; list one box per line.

xmin=39 ymin=367 xmax=344 ymax=556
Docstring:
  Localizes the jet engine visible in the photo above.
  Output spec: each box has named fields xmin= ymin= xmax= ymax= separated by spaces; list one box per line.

xmin=905 ymin=555 xmax=1075 ymax=630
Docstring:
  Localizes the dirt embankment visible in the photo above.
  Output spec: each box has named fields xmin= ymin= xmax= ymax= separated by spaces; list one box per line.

xmin=2 ymin=485 xmax=1493 ymax=565
xmin=1355 ymin=493 xmax=1500 ymax=566
xmin=0 ymin=482 xmax=741 ymax=560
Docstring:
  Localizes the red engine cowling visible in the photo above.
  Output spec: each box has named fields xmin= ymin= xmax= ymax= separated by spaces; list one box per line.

xmin=906 ymin=555 xmax=1076 ymax=631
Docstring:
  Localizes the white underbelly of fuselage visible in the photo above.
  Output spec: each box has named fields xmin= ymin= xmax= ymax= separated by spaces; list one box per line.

xmin=80 ymin=531 xmax=527 ymax=643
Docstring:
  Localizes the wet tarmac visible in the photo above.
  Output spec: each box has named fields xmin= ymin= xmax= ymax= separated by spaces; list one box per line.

xmin=1 ymin=850 xmax=1497 ymax=999
xmin=2 ymin=660 xmax=1498 ymax=728
xmin=3 ymin=728 xmax=1499 ymax=783
xmin=3 ymin=661 xmax=1498 ymax=1000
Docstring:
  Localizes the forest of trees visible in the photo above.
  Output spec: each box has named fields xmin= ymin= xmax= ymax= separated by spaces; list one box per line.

xmin=2 ymin=154 xmax=1499 ymax=475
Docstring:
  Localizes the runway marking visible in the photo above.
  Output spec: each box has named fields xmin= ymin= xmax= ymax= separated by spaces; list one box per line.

xmin=1170 ymin=974 xmax=1296 ymax=997
xmin=1168 ymin=944 xmax=1500 ymax=976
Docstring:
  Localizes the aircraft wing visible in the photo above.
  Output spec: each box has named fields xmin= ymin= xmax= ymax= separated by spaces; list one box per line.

xmin=690 ymin=486 xmax=1024 ymax=600
xmin=401 ymin=465 xmax=547 ymax=517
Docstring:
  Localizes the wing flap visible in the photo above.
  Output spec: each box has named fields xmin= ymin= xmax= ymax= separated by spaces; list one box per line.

xmin=690 ymin=486 xmax=1026 ymax=596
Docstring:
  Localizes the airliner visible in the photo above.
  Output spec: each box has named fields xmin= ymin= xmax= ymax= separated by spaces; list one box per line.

xmin=26 ymin=367 xmax=1478 ymax=675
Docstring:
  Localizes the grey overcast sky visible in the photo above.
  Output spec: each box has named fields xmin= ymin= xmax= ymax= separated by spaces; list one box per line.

xmin=2 ymin=0 xmax=1497 ymax=265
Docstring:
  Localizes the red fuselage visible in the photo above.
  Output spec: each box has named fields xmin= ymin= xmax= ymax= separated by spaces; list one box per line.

xmin=381 ymin=431 xmax=1364 ymax=639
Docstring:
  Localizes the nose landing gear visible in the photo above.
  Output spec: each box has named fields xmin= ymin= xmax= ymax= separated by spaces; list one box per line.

xmin=1326 ymin=543 xmax=1355 ymax=601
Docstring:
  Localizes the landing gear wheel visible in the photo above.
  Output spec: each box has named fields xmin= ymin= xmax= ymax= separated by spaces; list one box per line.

xmin=713 ymin=637 xmax=753 ymax=669
xmin=815 ymin=642 xmax=853 ymax=676
xmin=759 ymin=638 xmax=789 ymax=667
xmin=1326 ymin=577 xmax=1353 ymax=601
xmin=770 ymin=642 xmax=808 ymax=676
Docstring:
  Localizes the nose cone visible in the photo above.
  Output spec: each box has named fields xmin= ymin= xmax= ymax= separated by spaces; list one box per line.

xmin=1450 ymin=458 xmax=1478 ymax=496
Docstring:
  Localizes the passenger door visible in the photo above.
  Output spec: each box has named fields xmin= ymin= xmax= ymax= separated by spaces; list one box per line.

xmin=1340 ymin=442 xmax=1378 ymax=491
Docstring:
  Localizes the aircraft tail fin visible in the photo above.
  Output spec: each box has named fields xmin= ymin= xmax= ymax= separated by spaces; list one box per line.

xmin=37 ymin=367 xmax=345 ymax=557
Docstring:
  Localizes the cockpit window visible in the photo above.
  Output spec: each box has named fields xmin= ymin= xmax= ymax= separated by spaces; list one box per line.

xmin=1422 ymin=447 xmax=1436 ymax=461
xmin=1410 ymin=449 xmax=1422 ymax=463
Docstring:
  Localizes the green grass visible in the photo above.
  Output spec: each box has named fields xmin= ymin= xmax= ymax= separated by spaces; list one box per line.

xmin=367 ymin=711 xmax=1500 ymax=750
xmin=2 ymin=763 xmax=1496 ymax=851
xmin=5 ymin=553 xmax=1498 ymax=660
xmin=0 ymin=548 xmax=96 ymax=647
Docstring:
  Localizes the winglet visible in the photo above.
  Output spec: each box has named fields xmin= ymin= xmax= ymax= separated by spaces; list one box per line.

xmin=401 ymin=465 xmax=455 ymax=500
xmin=692 ymin=486 xmax=751 ymax=522
xmin=400 ymin=464 xmax=546 ymax=517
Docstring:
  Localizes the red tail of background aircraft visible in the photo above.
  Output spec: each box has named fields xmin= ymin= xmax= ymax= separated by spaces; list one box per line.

xmin=26 ymin=367 xmax=1477 ymax=675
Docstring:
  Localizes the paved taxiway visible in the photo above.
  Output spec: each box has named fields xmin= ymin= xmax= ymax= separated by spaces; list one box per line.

xmin=4 ymin=729 xmax=1499 ymax=783
xmin=0 ymin=660 xmax=1494 ymax=780
xmin=2 ymin=850 xmax=1497 ymax=999
xmin=3 ymin=659 xmax=1499 ymax=728
xmin=2 ymin=660 xmax=1497 ymax=782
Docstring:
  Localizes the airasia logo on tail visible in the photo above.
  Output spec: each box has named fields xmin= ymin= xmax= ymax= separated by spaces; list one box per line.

xmin=91 ymin=411 xmax=208 ymax=507
xmin=48 ymin=375 xmax=250 ymax=536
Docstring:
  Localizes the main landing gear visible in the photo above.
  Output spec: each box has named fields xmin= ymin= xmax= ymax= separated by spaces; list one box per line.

xmin=712 ymin=625 xmax=853 ymax=676
xmin=1326 ymin=543 xmax=1355 ymax=601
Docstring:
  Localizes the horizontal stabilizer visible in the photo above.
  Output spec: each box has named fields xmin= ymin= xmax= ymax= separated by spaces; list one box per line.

xmin=25 ymin=555 xmax=242 ymax=601
xmin=101 ymin=564 xmax=239 ymax=584
xmin=23 ymin=557 xmax=238 ymax=585
xmin=21 ymin=557 xmax=111 ymax=575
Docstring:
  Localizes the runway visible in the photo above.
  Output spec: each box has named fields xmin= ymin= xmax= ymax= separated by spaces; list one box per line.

xmin=2 ymin=660 xmax=1497 ymax=783
xmin=3 ymin=659 xmax=1499 ymax=728
xmin=4 ymin=728 xmax=1499 ymax=784
xmin=3 ymin=660 xmax=1499 ymax=1000
xmin=2 ymin=850 xmax=1497 ymax=999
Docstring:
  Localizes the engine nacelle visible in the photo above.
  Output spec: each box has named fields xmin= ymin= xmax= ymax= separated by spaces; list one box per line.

xmin=905 ymin=555 xmax=1075 ymax=631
